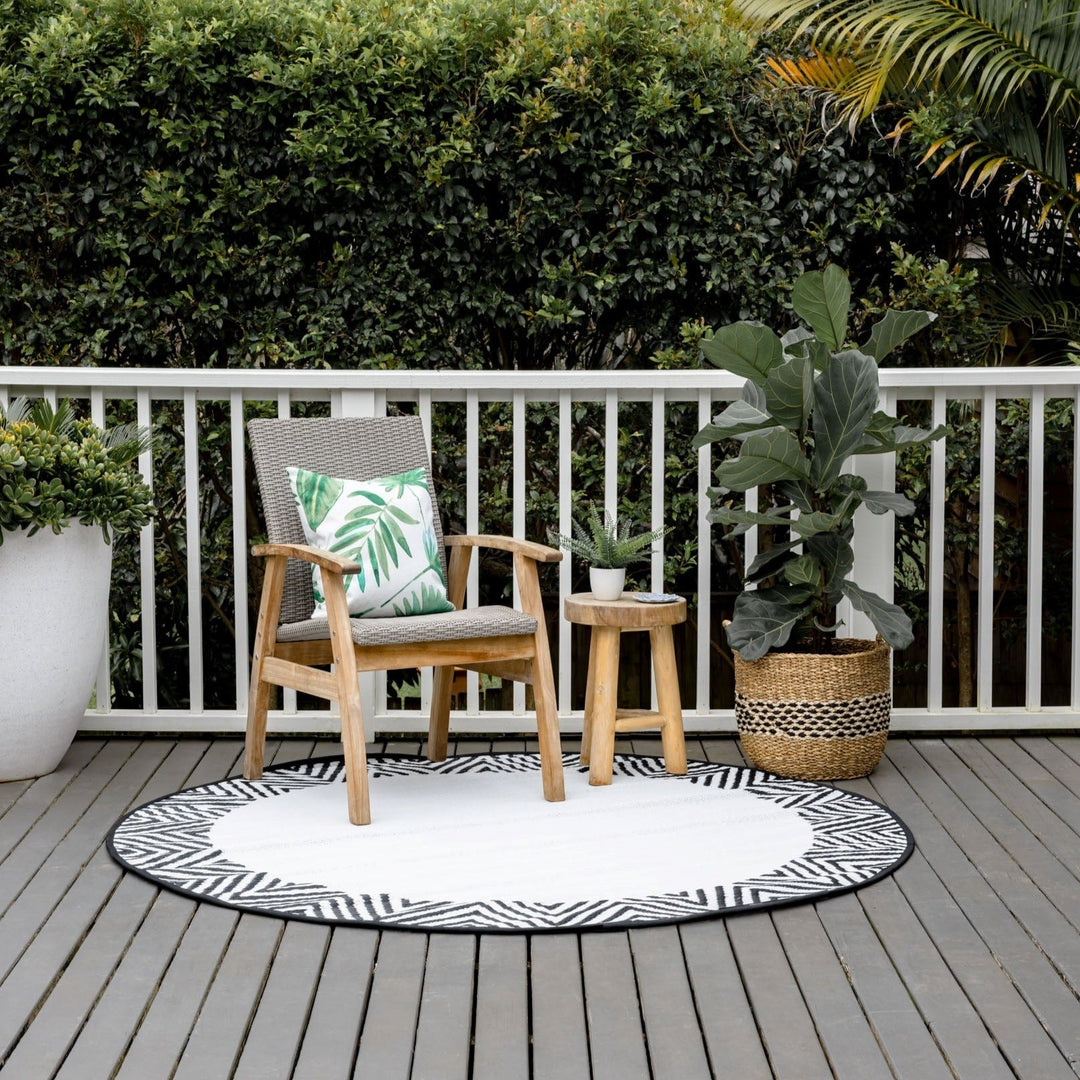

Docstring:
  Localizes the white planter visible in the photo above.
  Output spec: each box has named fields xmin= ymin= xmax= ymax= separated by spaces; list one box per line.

xmin=589 ymin=566 xmax=626 ymax=601
xmin=0 ymin=524 xmax=113 ymax=780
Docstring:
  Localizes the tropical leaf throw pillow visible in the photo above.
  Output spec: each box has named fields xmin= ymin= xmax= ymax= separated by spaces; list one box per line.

xmin=286 ymin=465 xmax=455 ymax=619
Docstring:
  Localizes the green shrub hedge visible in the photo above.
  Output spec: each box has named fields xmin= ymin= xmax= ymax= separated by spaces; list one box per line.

xmin=0 ymin=0 xmax=936 ymax=369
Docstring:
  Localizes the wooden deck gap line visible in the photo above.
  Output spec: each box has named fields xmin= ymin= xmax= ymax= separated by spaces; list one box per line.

xmin=107 ymin=892 xmax=202 ymax=1078
xmin=573 ymin=928 xmax=596 ymax=1080
xmin=348 ymin=922 xmax=387 ymax=1077
xmin=626 ymin=930 xmax=660 ymax=1080
xmin=676 ymin=923 xmax=719 ymax=1080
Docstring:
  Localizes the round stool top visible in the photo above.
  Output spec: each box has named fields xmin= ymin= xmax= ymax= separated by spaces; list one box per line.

xmin=564 ymin=592 xmax=687 ymax=628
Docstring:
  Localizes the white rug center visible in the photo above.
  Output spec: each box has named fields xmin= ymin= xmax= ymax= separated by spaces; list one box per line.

xmin=210 ymin=769 xmax=814 ymax=904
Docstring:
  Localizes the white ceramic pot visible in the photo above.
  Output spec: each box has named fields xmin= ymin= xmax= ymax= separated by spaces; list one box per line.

xmin=0 ymin=523 xmax=113 ymax=780
xmin=589 ymin=566 xmax=626 ymax=602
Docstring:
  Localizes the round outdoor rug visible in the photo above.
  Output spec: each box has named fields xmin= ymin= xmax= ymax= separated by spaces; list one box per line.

xmin=107 ymin=753 xmax=912 ymax=932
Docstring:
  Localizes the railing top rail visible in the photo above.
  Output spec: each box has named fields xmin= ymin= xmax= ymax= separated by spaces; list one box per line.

xmin=3 ymin=365 xmax=1080 ymax=397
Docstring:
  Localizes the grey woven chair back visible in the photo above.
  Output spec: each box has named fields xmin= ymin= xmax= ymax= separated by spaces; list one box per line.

xmin=248 ymin=416 xmax=446 ymax=626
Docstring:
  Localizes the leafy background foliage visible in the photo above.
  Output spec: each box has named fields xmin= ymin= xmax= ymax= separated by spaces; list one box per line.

xmin=1 ymin=0 xmax=1071 ymax=713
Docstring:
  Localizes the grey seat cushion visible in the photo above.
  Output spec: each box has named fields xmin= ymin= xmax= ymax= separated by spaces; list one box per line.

xmin=276 ymin=605 xmax=537 ymax=646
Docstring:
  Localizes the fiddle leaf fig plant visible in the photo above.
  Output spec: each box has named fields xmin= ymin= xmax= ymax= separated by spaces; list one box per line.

xmin=693 ymin=265 xmax=945 ymax=661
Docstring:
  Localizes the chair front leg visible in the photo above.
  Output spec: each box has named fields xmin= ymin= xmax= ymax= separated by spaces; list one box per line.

xmin=515 ymin=552 xmax=565 ymax=802
xmin=427 ymin=543 xmax=472 ymax=761
xmin=244 ymin=553 xmax=286 ymax=781
xmin=324 ymin=572 xmax=371 ymax=825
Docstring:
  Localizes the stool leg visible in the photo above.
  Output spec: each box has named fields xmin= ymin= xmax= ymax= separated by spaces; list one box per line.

xmin=651 ymin=626 xmax=687 ymax=775
xmin=580 ymin=631 xmax=599 ymax=767
xmin=589 ymin=626 xmax=620 ymax=786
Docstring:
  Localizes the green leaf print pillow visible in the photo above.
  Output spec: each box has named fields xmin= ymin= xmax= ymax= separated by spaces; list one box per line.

xmin=286 ymin=466 xmax=455 ymax=619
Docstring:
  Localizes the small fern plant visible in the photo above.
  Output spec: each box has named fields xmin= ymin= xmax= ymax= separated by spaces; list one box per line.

xmin=551 ymin=506 xmax=668 ymax=569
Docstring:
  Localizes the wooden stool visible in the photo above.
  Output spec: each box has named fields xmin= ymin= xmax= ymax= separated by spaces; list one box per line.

xmin=564 ymin=592 xmax=688 ymax=785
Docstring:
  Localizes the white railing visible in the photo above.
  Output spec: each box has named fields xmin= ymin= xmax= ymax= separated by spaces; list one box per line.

xmin=2 ymin=365 xmax=1079 ymax=735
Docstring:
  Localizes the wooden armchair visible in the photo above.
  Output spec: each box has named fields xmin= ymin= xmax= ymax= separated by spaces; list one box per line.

xmin=244 ymin=416 xmax=564 ymax=824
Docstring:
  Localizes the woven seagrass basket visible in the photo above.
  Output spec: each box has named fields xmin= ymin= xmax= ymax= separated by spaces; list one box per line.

xmin=730 ymin=632 xmax=891 ymax=780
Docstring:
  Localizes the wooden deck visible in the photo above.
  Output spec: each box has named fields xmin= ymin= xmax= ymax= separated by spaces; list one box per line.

xmin=2 ymin=734 xmax=1080 ymax=1079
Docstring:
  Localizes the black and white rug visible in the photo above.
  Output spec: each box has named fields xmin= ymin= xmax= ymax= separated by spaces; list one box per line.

xmin=107 ymin=753 xmax=912 ymax=932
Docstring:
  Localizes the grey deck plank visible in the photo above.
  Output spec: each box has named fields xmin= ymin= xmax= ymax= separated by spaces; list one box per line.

xmin=771 ymin=903 xmax=895 ymax=1080
xmin=0 ymin=740 xmax=183 ymax=1058
xmin=171 ymin=913 xmax=286 ymax=1080
xmin=530 ymin=933 xmax=591 ymax=1080
xmin=7 ymin=735 xmax=1080 ymax=1080
xmin=53 ymin=889 xmax=197 ymax=1080
xmin=353 ymin=930 xmax=427 ymax=1080
xmin=292 ymin=928 xmax=377 ymax=1080
xmin=1001 ymin=737 xmax=1080 ymax=831
xmin=871 ymin=745 xmax=1076 ymax=1080
xmin=0 ymin=738 xmax=138 ymax=923
xmin=233 ymin=920 xmax=332 ymax=1080
xmin=898 ymin=742 xmax=1080 ymax=1031
xmin=0 ymin=739 xmax=100 ymax=857
xmin=472 ymin=934 xmax=530 ymax=1080
xmin=628 ymin=925 xmax=712 ymax=1080
xmin=727 ymin=911 xmax=834 ymax=1080
xmin=411 ymin=933 xmax=476 ymax=1080
xmin=679 ymin=919 xmax=771 ymax=1080
xmin=814 ymin=891 xmax=955 ymax=1080
xmin=580 ymin=932 xmax=650 ymax=1080
xmin=0 ymin=870 xmax=159 ymax=1080
xmin=949 ymin=737 xmax=1080 ymax=896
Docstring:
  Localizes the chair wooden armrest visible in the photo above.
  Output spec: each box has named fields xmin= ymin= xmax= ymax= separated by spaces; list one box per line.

xmin=251 ymin=542 xmax=362 ymax=575
xmin=443 ymin=533 xmax=562 ymax=564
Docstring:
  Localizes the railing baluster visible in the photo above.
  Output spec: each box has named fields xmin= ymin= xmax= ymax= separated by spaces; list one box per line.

xmin=605 ymin=389 xmax=618 ymax=516
xmin=697 ymin=390 xmax=712 ymax=714
xmin=558 ymin=390 xmax=573 ymax=715
xmin=230 ymin=389 xmax=249 ymax=713
xmin=137 ymin=388 xmax=158 ymax=713
xmin=927 ymin=389 xmax=947 ymax=712
xmin=90 ymin=388 xmax=110 ymax=711
xmin=466 ymin=389 xmax=480 ymax=714
xmin=1026 ymin=387 xmax=1045 ymax=712
xmin=977 ymin=387 xmax=997 ymax=710
xmin=650 ymin=390 xmax=666 ymax=711
xmin=513 ymin=391 xmax=526 ymax=715
xmin=183 ymin=389 xmax=204 ymax=714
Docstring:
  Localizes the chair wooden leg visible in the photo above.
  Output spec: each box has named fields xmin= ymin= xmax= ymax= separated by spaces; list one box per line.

xmin=587 ymin=626 xmax=621 ymax=787
xmin=244 ymin=554 xmax=286 ymax=781
xmin=579 ymin=631 xmax=599 ymax=767
xmin=651 ymin=626 xmax=687 ymax=776
xmin=325 ymin=573 xmax=371 ymax=825
xmin=427 ymin=665 xmax=455 ymax=762
xmin=515 ymin=552 xmax=564 ymax=803
xmin=337 ymin=661 xmax=371 ymax=826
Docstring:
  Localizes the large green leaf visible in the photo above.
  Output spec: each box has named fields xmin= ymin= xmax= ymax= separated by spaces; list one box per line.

xmin=726 ymin=588 xmax=814 ymax=660
xmin=810 ymin=350 xmax=879 ymax=489
xmin=692 ymin=400 xmax=777 ymax=447
xmin=791 ymin=265 xmax=850 ymax=351
xmin=700 ymin=322 xmax=785 ymax=385
xmin=806 ymin=532 xmax=854 ymax=601
xmin=764 ymin=354 xmax=814 ymax=433
xmin=745 ymin=538 xmax=803 ymax=582
xmin=863 ymin=308 xmax=936 ymax=361
xmin=856 ymin=422 xmax=946 ymax=455
xmin=709 ymin=503 xmax=797 ymax=533
xmin=334 ymin=496 xmax=419 ymax=586
xmin=714 ymin=428 xmax=811 ymax=490
xmin=783 ymin=553 xmax=821 ymax=588
xmin=293 ymin=470 xmax=344 ymax=531
xmin=841 ymin=580 xmax=914 ymax=650
xmin=861 ymin=490 xmax=915 ymax=516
